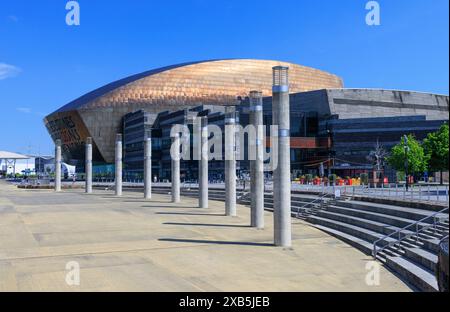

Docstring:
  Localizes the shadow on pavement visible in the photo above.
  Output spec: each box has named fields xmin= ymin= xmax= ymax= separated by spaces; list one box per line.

xmin=158 ymin=238 xmax=273 ymax=247
xmin=155 ymin=212 xmax=225 ymax=217
xmin=163 ymin=222 xmax=250 ymax=228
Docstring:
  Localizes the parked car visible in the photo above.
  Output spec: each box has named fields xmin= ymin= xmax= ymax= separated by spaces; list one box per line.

xmin=436 ymin=236 xmax=449 ymax=292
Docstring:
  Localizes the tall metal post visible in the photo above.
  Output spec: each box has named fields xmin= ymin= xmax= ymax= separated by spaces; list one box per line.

xmin=171 ymin=133 xmax=181 ymax=203
xmin=85 ymin=137 xmax=93 ymax=194
xmin=55 ymin=139 xmax=62 ymax=192
xmin=144 ymin=135 xmax=152 ymax=199
xmin=225 ymin=106 xmax=237 ymax=217
xmin=250 ymin=91 xmax=265 ymax=229
xmin=115 ymin=134 xmax=123 ymax=197
xmin=199 ymin=117 xmax=209 ymax=208
xmin=272 ymin=66 xmax=292 ymax=247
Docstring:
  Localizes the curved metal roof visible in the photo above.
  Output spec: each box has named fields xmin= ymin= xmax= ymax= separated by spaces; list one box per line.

xmin=54 ymin=59 xmax=344 ymax=114
xmin=56 ymin=60 xmax=211 ymax=113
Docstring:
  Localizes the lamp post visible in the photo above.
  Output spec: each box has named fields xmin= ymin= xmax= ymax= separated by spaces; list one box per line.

xmin=403 ymin=135 xmax=410 ymax=191
xmin=272 ymin=66 xmax=291 ymax=247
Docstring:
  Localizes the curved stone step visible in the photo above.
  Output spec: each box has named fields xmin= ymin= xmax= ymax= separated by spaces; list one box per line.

xmin=309 ymin=224 xmax=373 ymax=255
xmin=420 ymin=238 xmax=441 ymax=253
xmin=307 ymin=215 xmax=397 ymax=247
xmin=335 ymin=200 xmax=447 ymax=223
xmin=326 ymin=205 xmax=433 ymax=230
xmin=385 ymin=256 xmax=438 ymax=292
xmin=315 ymin=210 xmax=419 ymax=239
xmin=309 ymin=220 xmax=438 ymax=292
xmin=404 ymin=248 xmax=438 ymax=272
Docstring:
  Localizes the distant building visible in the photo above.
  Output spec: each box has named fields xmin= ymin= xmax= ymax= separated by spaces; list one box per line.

xmin=0 ymin=151 xmax=32 ymax=175
xmin=44 ymin=59 xmax=343 ymax=166
xmin=35 ymin=156 xmax=54 ymax=174
xmin=123 ymin=110 xmax=156 ymax=179
xmin=43 ymin=60 xmax=449 ymax=181
xmin=43 ymin=163 xmax=76 ymax=179
xmin=261 ymin=89 xmax=449 ymax=180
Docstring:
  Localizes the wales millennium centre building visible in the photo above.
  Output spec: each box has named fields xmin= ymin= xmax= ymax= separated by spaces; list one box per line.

xmin=44 ymin=59 xmax=449 ymax=181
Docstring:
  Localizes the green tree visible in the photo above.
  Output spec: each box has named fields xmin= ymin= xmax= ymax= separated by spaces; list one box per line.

xmin=388 ymin=135 xmax=428 ymax=180
xmin=423 ymin=123 xmax=449 ymax=184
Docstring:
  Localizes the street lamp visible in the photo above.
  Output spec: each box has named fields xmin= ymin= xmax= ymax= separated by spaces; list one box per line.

xmin=403 ymin=135 xmax=410 ymax=191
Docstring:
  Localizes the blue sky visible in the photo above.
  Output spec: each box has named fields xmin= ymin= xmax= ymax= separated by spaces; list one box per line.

xmin=0 ymin=0 xmax=448 ymax=155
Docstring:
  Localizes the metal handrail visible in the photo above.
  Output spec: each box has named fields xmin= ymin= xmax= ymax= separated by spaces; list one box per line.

xmin=296 ymin=193 xmax=331 ymax=218
xmin=373 ymin=207 xmax=449 ymax=259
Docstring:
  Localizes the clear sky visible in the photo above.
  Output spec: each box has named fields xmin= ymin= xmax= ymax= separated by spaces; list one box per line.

xmin=0 ymin=0 xmax=448 ymax=155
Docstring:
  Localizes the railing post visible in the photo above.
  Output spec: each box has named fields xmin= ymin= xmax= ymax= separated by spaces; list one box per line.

xmin=428 ymin=184 xmax=431 ymax=201
xmin=437 ymin=185 xmax=440 ymax=202
xmin=419 ymin=184 xmax=422 ymax=201
xmin=446 ymin=185 xmax=449 ymax=205
xmin=416 ymin=224 xmax=419 ymax=243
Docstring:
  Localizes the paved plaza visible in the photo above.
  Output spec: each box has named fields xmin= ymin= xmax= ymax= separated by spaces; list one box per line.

xmin=0 ymin=181 xmax=411 ymax=292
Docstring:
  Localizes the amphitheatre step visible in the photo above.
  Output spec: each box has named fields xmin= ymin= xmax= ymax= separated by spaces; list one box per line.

xmin=335 ymin=200 xmax=448 ymax=223
xmin=420 ymin=238 xmax=441 ymax=253
xmin=423 ymin=228 xmax=448 ymax=238
xmin=311 ymin=212 xmax=440 ymax=251
xmin=325 ymin=205 xmax=433 ymax=230
xmin=385 ymin=256 xmax=438 ymax=292
xmin=404 ymin=248 xmax=438 ymax=272
xmin=309 ymin=220 xmax=438 ymax=292
xmin=315 ymin=210 xmax=418 ymax=238
xmin=307 ymin=215 xmax=397 ymax=247
xmin=309 ymin=224 xmax=373 ymax=255
xmin=265 ymin=197 xmax=323 ymax=206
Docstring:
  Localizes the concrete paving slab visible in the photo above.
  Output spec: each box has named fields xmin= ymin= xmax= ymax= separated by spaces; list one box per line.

xmin=0 ymin=180 xmax=412 ymax=292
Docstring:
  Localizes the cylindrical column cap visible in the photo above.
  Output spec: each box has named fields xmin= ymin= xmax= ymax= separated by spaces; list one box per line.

xmin=86 ymin=137 xmax=92 ymax=145
xmin=272 ymin=66 xmax=289 ymax=91
xmin=225 ymin=105 xmax=236 ymax=114
xmin=116 ymin=134 xmax=123 ymax=142
xmin=55 ymin=139 xmax=62 ymax=146
xmin=249 ymin=90 xmax=263 ymax=99
xmin=249 ymin=90 xmax=263 ymax=110
xmin=225 ymin=106 xmax=237 ymax=124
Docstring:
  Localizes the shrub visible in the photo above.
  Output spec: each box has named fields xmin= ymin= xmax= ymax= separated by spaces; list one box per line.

xmin=360 ymin=173 xmax=369 ymax=185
